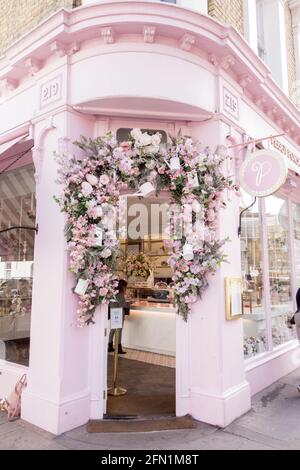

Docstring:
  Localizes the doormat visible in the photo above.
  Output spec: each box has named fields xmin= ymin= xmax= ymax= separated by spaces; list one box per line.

xmin=107 ymin=393 xmax=175 ymax=416
xmin=87 ymin=415 xmax=196 ymax=433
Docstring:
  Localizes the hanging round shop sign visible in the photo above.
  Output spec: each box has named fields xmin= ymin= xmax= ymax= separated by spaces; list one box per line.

xmin=239 ymin=149 xmax=287 ymax=197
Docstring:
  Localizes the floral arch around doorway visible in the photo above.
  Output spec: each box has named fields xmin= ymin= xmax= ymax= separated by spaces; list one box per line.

xmin=56 ymin=129 xmax=238 ymax=326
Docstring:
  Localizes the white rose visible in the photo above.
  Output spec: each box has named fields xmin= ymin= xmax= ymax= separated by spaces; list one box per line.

xmin=87 ymin=199 xmax=97 ymax=209
xmin=192 ymin=200 xmax=202 ymax=214
xmin=86 ymin=174 xmax=98 ymax=186
xmin=151 ymin=133 xmax=161 ymax=146
xmin=131 ymin=128 xmax=142 ymax=140
xmin=140 ymin=133 xmax=152 ymax=146
xmin=92 ymin=206 xmax=103 ymax=218
xmin=81 ymin=181 xmax=93 ymax=196
xmin=101 ymin=247 xmax=112 ymax=259
xmin=145 ymin=159 xmax=156 ymax=170
xmin=145 ymin=145 xmax=159 ymax=155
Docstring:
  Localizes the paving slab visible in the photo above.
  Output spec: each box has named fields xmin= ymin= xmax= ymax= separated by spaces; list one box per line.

xmin=1 ymin=368 xmax=300 ymax=450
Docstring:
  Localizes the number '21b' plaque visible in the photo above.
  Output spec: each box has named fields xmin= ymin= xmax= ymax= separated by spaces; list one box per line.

xmin=40 ymin=75 xmax=62 ymax=108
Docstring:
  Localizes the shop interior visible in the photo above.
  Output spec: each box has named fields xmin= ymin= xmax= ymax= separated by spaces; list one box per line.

xmin=0 ymin=162 xmax=35 ymax=366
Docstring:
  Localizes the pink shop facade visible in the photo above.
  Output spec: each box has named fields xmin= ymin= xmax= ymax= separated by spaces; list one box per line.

xmin=0 ymin=1 xmax=300 ymax=435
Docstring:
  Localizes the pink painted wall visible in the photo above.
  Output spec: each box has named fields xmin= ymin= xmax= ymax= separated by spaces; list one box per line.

xmin=0 ymin=1 xmax=299 ymax=434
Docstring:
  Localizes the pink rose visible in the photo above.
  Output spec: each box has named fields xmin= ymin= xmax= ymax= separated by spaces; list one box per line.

xmin=99 ymin=287 xmax=108 ymax=296
xmin=99 ymin=174 xmax=110 ymax=186
xmin=120 ymin=141 xmax=132 ymax=150
xmin=207 ymin=209 xmax=215 ymax=222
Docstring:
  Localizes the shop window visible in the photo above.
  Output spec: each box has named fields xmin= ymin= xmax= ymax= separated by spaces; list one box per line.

xmin=240 ymin=192 xmax=266 ymax=358
xmin=293 ymin=202 xmax=300 ymax=290
xmin=256 ymin=0 xmax=266 ymax=62
xmin=0 ymin=164 xmax=36 ymax=366
xmin=265 ymin=196 xmax=294 ymax=346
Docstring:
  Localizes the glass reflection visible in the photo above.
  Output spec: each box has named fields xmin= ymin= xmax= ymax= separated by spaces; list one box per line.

xmin=241 ymin=191 xmax=266 ymax=357
xmin=265 ymin=196 xmax=294 ymax=346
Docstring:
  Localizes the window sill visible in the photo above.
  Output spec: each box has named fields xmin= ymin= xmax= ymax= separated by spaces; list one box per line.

xmin=0 ymin=359 xmax=28 ymax=373
xmin=245 ymin=339 xmax=299 ymax=372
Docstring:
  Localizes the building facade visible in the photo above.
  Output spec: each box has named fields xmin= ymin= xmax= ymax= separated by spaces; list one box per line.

xmin=0 ymin=0 xmax=300 ymax=435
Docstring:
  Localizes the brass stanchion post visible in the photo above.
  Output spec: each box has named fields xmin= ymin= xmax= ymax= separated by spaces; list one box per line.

xmin=108 ymin=329 xmax=127 ymax=396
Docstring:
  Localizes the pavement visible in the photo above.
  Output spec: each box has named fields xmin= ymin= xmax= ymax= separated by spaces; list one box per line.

xmin=1 ymin=368 xmax=300 ymax=450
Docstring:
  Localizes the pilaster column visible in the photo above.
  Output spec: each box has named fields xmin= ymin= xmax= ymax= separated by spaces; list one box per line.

xmin=184 ymin=119 xmax=251 ymax=428
xmin=21 ymin=111 xmax=99 ymax=435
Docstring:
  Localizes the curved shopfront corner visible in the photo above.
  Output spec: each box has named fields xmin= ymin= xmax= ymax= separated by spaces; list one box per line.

xmin=0 ymin=1 xmax=299 ymax=435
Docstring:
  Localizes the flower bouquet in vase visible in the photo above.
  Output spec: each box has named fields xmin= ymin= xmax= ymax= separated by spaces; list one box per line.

xmin=124 ymin=253 xmax=152 ymax=287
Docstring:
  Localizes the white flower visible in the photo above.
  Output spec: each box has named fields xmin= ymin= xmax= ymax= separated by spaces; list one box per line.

xmin=131 ymin=128 xmax=143 ymax=140
xmin=151 ymin=133 xmax=161 ymax=146
xmin=101 ymin=247 xmax=112 ymax=258
xmin=87 ymin=199 xmax=97 ymax=209
xmin=90 ymin=205 xmax=103 ymax=219
xmin=99 ymin=174 xmax=110 ymax=185
xmin=86 ymin=174 xmax=98 ymax=186
xmin=145 ymin=145 xmax=159 ymax=155
xmin=145 ymin=159 xmax=156 ymax=170
xmin=139 ymin=133 xmax=152 ymax=146
xmin=81 ymin=181 xmax=93 ymax=196
xmin=192 ymin=200 xmax=202 ymax=214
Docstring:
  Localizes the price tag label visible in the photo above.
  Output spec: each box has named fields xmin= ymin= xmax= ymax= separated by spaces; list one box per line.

xmin=110 ymin=307 xmax=123 ymax=329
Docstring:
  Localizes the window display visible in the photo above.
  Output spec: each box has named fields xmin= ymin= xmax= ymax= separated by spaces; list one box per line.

xmin=241 ymin=191 xmax=297 ymax=359
xmin=0 ymin=164 xmax=36 ymax=366
xmin=265 ymin=196 xmax=294 ymax=346
xmin=240 ymin=192 xmax=266 ymax=357
xmin=293 ymin=202 xmax=300 ymax=290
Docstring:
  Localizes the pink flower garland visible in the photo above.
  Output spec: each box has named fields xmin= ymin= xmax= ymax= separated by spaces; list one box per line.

xmin=56 ymin=130 xmax=238 ymax=325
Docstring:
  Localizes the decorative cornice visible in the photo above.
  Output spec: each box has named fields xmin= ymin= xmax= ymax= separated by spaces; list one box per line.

xmin=0 ymin=1 xmax=299 ymax=148
xmin=24 ymin=57 xmax=41 ymax=75
xmin=254 ymin=95 xmax=267 ymax=107
xmin=266 ymin=106 xmax=278 ymax=118
xmin=220 ymin=54 xmax=235 ymax=71
xmin=68 ymin=41 xmax=80 ymax=56
xmin=50 ymin=41 xmax=66 ymax=58
xmin=0 ymin=77 xmax=17 ymax=96
xmin=143 ymin=25 xmax=156 ymax=43
xmin=180 ymin=33 xmax=196 ymax=51
xmin=208 ymin=53 xmax=219 ymax=67
xmin=101 ymin=27 xmax=115 ymax=44
xmin=238 ymin=74 xmax=252 ymax=89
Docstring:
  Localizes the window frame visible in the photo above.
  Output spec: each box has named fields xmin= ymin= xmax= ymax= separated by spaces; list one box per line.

xmin=242 ymin=187 xmax=299 ymax=361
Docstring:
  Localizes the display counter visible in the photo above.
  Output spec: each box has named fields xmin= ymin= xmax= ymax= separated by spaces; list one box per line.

xmin=121 ymin=302 xmax=176 ymax=356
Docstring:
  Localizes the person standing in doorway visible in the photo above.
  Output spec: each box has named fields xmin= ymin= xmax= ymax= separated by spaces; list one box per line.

xmin=108 ymin=279 xmax=129 ymax=355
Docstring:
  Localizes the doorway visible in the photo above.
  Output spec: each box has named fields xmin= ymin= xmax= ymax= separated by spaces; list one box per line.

xmin=103 ymin=119 xmax=182 ymax=419
xmin=106 ymin=193 xmax=176 ymax=418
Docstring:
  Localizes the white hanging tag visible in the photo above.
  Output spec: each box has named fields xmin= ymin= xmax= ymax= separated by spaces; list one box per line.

xmin=183 ymin=243 xmax=194 ymax=261
xmin=74 ymin=279 xmax=89 ymax=295
xmin=188 ymin=171 xmax=199 ymax=188
xmin=92 ymin=227 xmax=103 ymax=247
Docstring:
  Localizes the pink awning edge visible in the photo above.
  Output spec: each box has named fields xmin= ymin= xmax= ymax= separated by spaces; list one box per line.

xmin=0 ymin=134 xmax=34 ymax=173
xmin=0 ymin=134 xmax=29 ymax=157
